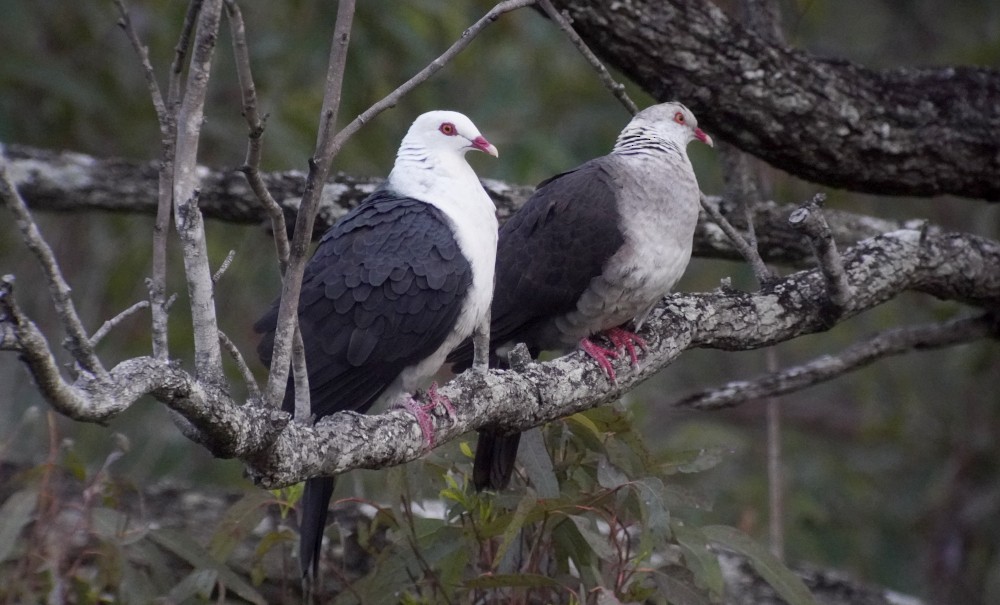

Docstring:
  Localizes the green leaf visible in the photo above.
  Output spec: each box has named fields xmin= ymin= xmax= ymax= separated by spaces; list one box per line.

xmin=661 ymin=447 xmax=731 ymax=475
xmin=633 ymin=477 xmax=670 ymax=554
xmin=649 ymin=569 xmax=713 ymax=605
xmin=459 ymin=440 xmax=474 ymax=458
xmin=567 ymin=515 xmax=615 ymax=562
xmin=703 ymin=525 xmax=819 ymax=605
xmin=671 ymin=522 xmax=724 ymax=597
xmin=566 ymin=413 xmax=605 ymax=451
xmin=551 ymin=518 xmax=600 ymax=585
xmin=209 ymin=490 xmax=272 ymax=560
xmin=149 ymin=528 xmax=267 ymax=605
xmin=494 ymin=488 xmax=539 ymax=570
xmin=90 ymin=507 xmax=148 ymax=546
xmin=518 ymin=428 xmax=560 ymax=498
xmin=0 ymin=488 xmax=37 ymax=563
xmin=596 ymin=456 xmax=628 ymax=490
xmin=167 ymin=569 xmax=218 ymax=602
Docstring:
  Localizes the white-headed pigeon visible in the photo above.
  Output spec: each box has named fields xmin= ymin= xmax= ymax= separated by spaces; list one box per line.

xmin=256 ymin=110 xmax=498 ymax=577
xmin=450 ymin=102 xmax=712 ymax=491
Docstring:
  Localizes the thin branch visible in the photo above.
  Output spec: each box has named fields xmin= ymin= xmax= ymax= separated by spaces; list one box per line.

xmin=699 ymin=192 xmax=775 ymax=286
xmin=673 ymin=313 xmax=999 ymax=411
xmin=172 ymin=0 xmax=226 ymax=383
xmin=170 ymin=0 xmax=204 ymax=92
xmin=223 ymin=0 xmax=290 ymax=274
xmin=0 ymin=165 xmax=106 ymax=380
xmin=219 ymin=329 xmax=261 ymax=401
xmin=263 ymin=0 xmax=355 ymax=409
xmin=91 ymin=301 xmax=150 ymax=348
xmin=537 ymin=0 xmax=638 ymax=115
xmin=211 ymin=249 xmax=236 ymax=283
xmin=788 ymin=193 xmax=851 ymax=320
xmin=114 ymin=0 xmax=167 ymax=121
xmin=324 ymin=0 xmax=537 ymax=161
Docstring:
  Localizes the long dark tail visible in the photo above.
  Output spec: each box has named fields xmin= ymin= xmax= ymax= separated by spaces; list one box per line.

xmin=299 ymin=476 xmax=336 ymax=579
xmin=473 ymin=428 xmax=522 ymax=491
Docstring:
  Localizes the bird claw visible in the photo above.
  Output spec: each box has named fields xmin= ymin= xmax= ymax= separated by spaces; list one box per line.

xmin=604 ymin=327 xmax=647 ymax=367
xmin=580 ymin=327 xmax=648 ymax=383
xmin=397 ymin=382 xmax=455 ymax=449
xmin=579 ymin=337 xmax=619 ymax=383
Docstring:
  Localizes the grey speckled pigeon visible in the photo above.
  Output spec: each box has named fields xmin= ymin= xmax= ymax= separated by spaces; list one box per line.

xmin=256 ymin=110 xmax=498 ymax=578
xmin=449 ymin=101 xmax=712 ymax=491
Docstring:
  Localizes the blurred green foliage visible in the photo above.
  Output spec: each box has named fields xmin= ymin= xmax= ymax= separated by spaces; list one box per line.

xmin=1 ymin=0 xmax=999 ymax=603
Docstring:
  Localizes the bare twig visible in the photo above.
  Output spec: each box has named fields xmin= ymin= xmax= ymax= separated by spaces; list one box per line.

xmin=223 ymin=0 xmax=290 ymax=274
xmin=0 ymin=165 xmax=106 ymax=380
xmin=674 ymin=313 xmax=999 ymax=411
xmin=324 ymin=0 xmax=536 ymax=161
xmin=219 ymin=329 xmax=261 ymax=401
xmin=172 ymin=0 xmax=226 ymax=383
xmin=91 ymin=301 xmax=151 ymax=348
xmin=699 ymin=193 xmax=775 ymax=285
xmin=211 ymin=249 xmax=236 ymax=283
xmin=788 ymin=193 xmax=851 ymax=319
xmin=537 ymin=0 xmax=638 ymax=115
xmin=114 ymin=0 xmax=167 ymax=119
xmin=170 ymin=0 xmax=204 ymax=91
xmin=264 ymin=0 xmax=356 ymax=409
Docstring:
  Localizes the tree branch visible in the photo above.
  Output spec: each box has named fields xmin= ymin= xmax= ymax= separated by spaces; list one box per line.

xmin=536 ymin=0 xmax=638 ymax=115
xmin=172 ymin=0 xmax=227 ymax=384
xmin=788 ymin=193 xmax=851 ymax=320
xmin=673 ymin=313 xmax=999 ymax=411
xmin=552 ymin=0 xmax=1000 ymax=200
xmin=6 ymin=144 xmax=927 ymax=268
xmin=263 ymin=0 xmax=355 ymax=409
xmin=0 ymin=165 xmax=106 ymax=380
xmin=247 ymin=227 xmax=1000 ymax=487
xmin=4 ymin=168 xmax=999 ymax=484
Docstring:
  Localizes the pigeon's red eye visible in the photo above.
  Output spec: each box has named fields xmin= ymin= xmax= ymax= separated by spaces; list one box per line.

xmin=674 ymin=112 xmax=685 ymax=124
xmin=439 ymin=122 xmax=457 ymax=136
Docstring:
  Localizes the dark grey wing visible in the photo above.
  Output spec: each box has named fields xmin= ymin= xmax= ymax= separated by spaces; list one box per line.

xmin=256 ymin=191 xmax=472 ymax=419
xmin=489 ymin=156 xmax=624 ymax=351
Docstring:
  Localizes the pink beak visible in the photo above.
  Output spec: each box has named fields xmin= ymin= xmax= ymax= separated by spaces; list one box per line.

xmin=694 ymin=128 xmax=714 ymax=147
xmin=470 ymin=135 xmax=499 ymax=158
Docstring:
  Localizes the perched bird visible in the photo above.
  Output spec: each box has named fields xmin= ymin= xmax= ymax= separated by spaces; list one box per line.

xmin=450 ymin=102 xmax=712 ymax=491
xmin=255 ymin=110 xmax=498 ymax=578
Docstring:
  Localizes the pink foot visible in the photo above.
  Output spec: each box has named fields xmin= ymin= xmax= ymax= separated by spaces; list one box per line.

xmin=604 ymin=327 xmax=647 ymax=367
xmin=580 ymin=337 xmax=620 ymax=382
xmin=397 ymin=382 xmax=455 ymax=448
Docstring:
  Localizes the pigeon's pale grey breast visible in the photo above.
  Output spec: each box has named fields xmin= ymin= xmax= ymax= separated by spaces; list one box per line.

xmin=553 ymin=149 xmax=701 ymax=342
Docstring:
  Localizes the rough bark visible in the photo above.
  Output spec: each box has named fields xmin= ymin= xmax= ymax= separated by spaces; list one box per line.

xmin=551 ymin=0 xmax=1000 ymax=201
xmin=2 ymin=143 xmax=921 ymax=268
xmin=5 ymin=205 xmax=996 ymax=487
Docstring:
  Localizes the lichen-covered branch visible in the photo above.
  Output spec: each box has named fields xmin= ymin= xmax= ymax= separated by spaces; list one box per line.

xmin=673 ymin=313 xmax=999 ymax=410
xmin=172 ymin=0 xmax=227 ymax=384
xmin=3 ymin=194 xmax=999 ymax=486
xmin=5 ymin=143 xmax=927 ymax=269
xmin=551 ymin=0 xmax=1000 ymax=201
xmin=248 ymin=227 xmax=1000 ymax=487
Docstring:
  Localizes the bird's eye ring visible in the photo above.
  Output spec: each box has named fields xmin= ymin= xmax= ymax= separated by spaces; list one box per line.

xmin=674 ymin=112 xmax=685 ymax=124
xmin=439 ymin=122 xmax=457 ymax=136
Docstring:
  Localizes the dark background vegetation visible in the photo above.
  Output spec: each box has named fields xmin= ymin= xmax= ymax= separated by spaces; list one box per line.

xmin=1 ymin=0 xmax=999 ymax=601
